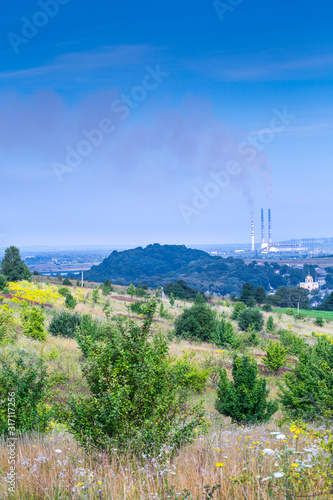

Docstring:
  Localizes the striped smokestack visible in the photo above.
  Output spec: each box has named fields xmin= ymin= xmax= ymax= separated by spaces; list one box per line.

xmin=268 ymin=208 xmax=272 ymax=245
xmin=251 ymin=221 xmax=255 ymax=252
xmin=261 ymin=209 xmax=265 ymax=245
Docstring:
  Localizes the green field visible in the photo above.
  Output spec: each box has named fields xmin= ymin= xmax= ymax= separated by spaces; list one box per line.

xmin=273 ymin=307 xmax=333 ymax=320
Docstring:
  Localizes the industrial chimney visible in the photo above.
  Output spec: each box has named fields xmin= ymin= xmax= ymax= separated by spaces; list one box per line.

xmin=261 ymin=209 xmax=265 ymax=245
xmin=268 ymin=208 xmax=272 ymax=245
xmin=251 ymin=221 xmax=255 ymax=252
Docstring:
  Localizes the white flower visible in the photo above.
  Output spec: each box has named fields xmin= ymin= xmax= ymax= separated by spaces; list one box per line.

xmin=261 ymin=477 xmax=270 ymax=482
xmin=55 ymin=449 xmax=62 ymax=454
xmin=273 ymin=472 xmax=285 ymax=478
xmin=275 ymin=434 xmax=286 ymax=440
xmin=263 ymin=448 xmax=275 ymax=455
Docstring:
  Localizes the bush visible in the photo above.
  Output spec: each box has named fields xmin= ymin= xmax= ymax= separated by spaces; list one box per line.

xmin=0 ymin=273 xmax=8 ymax=291
xmin=231 ymin=302 xmax=247 ymax=320
xmin=127 ymin=284 xmax=136 ymax=297
xmin=62 ymin=278 xmax=72 ymax=286
xmin=286 ymin=308 xmax=294 ymax=316
xmin=20 ymin=305 xmax=47 ymax=341
xmin=213 ymin=316 xmax=238 ymax=348
xmin=262 ymin=304 xmax=272 ymax=312
xmin=65 ymin=293 xmax=77 ymax=310
xmin=49 ymin=311 xmax=82 ymax=338
xmin=174 ymin=302 xmax=216 ymax=342
xmin=266 ymin=316 xmax=275 ymax=332
xmin=102 ymin=279 xmax=113 ymax=295
xmin=279 ymin=330 xmax=307 ymax=357
xmin=279 ymin=336 xmax=333 ymax=420
xmin=262 ymin=341 xmax=288 ymax=373
xmin=69 ymin=300 xmax=204 ymax=455
xmin=0 ymin=351 xmax=50 ymax=434
xmin=215 ymin=355 xmax=278 ymax=424
xmin=0 ymin=307 xmax=17 ymax=343
xmin=58 ymin=287 xmax=69 ymax=297
xmin=130 ymin=301 xmax=144 ymax=315
xmin=238 ymin=308 xmax=264 ymax=332
xmin=314 ymin=317 xmax=324 ymax=327
xmin=172 ymin=354 xmax=209 ymax=394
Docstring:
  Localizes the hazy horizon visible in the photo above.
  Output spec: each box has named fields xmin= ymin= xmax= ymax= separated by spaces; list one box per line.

xmin=1 ymin=1 xmax=333 ymax=247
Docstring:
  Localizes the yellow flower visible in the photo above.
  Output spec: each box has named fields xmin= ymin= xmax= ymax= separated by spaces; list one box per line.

xmin=216 ymin=463 xmax=224 ymax=467
xmin=291 ymin=463 xmax=299 ymax=467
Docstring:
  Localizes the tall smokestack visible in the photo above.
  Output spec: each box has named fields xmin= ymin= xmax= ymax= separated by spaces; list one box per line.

xmin=268 ymin=208 xmax=272 ymax=245
xmin=261 ymin=209 xmax=265 ymax=245
xmin=251 ymin=221 xmax=255 ymax=252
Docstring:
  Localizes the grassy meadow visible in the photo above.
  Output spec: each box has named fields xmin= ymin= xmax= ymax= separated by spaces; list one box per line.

xmin=0 ymin=278 xmax=333 ymax=499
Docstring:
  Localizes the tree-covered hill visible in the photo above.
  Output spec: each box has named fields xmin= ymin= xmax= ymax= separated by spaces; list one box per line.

xmin=84 ymin=244 xmax=316 ymax=296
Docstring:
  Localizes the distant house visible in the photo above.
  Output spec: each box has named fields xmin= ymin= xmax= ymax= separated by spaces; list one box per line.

xmin=317 ymin=276 xmax=326 ymax=288
xmin=300 ymin=275 xmax=319 ymax=292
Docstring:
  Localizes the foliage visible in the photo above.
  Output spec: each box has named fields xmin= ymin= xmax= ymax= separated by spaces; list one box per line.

xmin=314 ymin=317 xmax=324 ymax=327
xmin=266 ymin=315 xmax=275 ymax=332
xmin=165 ymin=280 xmax=206 ymax=301
xmin=127 ymin=284 xmax=136 ymax=297
xmin=231 ymin=301 xmax=247 ymax=320
xmin=62 ymin=278 xmax=72 ymax=286
xmin=262 ymin=340 xmax=288 ymax=372
xmin=20 ymin=305 xmax=47 ymax=341
xmin=213 ymin=316 xmax=238 ymax=348
xmin=102 ymin=279 xmax=113 ymax=295
xmin=238 ymin=308 xmax=264 ymax=332
xmin=254 ymin=285 xmax=267 ymax=304
xmin=279 ymin=336 xmax=333 ymax=420
xmin=0 ymin=306 xmax=17 ymax=343
xmin=58 ymin=287 xmax=69 ymax=297
xmin=75 ymin=315 xmax=110 ymax=357
xmin=0 ymin=273 xmax=8 ymax=291
xmin=174 ymin=302 xmax=216 ymax=341
xmin=130 ymin=301 xmax=144 ymax=314
xmin=318 ymin=291 xmax=333 ymax=311
xmin=239 ymin=283 xmax=256 ymax=307
xmin=172 ymin=353 xmax=210 ymax=394
xmin=69 ymin=300 xmax=204 ymax=454
xmin=92 ymin=288 xmax=99 ymax=303
xmin=215 ymin=355 xmax=278 ymax=424
xmin=169 ymin=292 xmax=175 ymax=306
xmin=49 ymin=310 xmax=82 ymax=338
xmin=269 ymin=286 xmax=309 ymax=309
xmin=65 ymin=293 xmax=77 ymax=309
xmin=0 ymin=350 xmax=50 ymax=434
xmin=279 ymin=330 xmax=308 ymax=357
xmin=1 ymin=246 xmax=31 ymax=282
xmin=262 ymin=303 xmax=272 ymax=312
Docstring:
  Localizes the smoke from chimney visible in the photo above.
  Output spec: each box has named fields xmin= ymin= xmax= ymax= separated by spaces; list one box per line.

xmin=268 ymin=208 xmax=272 ymax=245
xmin=251 ymin=221 xmax=255 ymax=252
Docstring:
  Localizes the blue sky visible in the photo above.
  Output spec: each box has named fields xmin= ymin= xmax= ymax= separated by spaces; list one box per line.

xmin=1 ymin=0 xmax=333 ymax=247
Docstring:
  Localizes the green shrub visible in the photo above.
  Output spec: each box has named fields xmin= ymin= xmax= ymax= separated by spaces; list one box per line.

xmin=20 ymin=305 xmax=47 ymax=341
xmin=231 ymin=302 xmax=247 ymax=320
xmin=266 ymin=316 xmax=275 ymax=332
xmin=262 ymin=341 xmax=288 ymax=373
xmin=262 ymin=304 xmax=272 ymax=312
xmin=58 ymin=287 xmax=69 ymax=297
xmin=286 ymin=308 xmax=294 ymax=316
xmin=215 ymin=355 xmax=278 ymax=424
xmin=0 ymin=273 xmax=8 ymax=291
xmin=69 ymin=300 xmax=204 ymax=455
xmin=174 ymin=302 xmax=216 ymax=342
xmin=92 ymin=288 xmax=99 ymax=303
xmin=172 ymin=354 xmax=209 ymax=394
xmin=127 ymin=284 xmax=136 ymax=297
xmin=278 ymin=330 xmax=307 ymax=357
xmin=76 ymin=315 xmax=117 ymax=358
xmin=65 ymin=293 xmax=77 ymax=310
xmin=0 ymin=351 xmax=50 ymax=434
xmin=213 ymin=316 xmax=238 ymax=348
xmin=238 ymin=308 xmax=264 ymax=332
xmin=62 ymin=278 xmax=72 ymax=286
xmin=0 ymin=307 xmax=17 ymax=343
xmin=169 ymin=293 xmax=175 ymax=306
xmin=3 ymin=287 xmax=10 ymax=295
xmin=279 ymin=336 xmax=333 ymax=420
xmin=102 ymin=279 xmax=113 ymax=295
xmin=314 ymin=317 xmax=324 ymax=327
xmin=130 ymin=301 xmax=144 ymax=314
xmin=49 ymin=310 xmax=82 ymax=338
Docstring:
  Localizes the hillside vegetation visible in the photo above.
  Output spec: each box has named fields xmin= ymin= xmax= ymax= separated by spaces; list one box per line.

xmin=1 ymin=262 xmax=333 ymax=498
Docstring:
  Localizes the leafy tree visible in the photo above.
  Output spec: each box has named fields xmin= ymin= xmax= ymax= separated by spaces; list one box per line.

xmin=169 ymin=292 xmax=175 ymax=306
xmin=314 ymin=317 xmax=324 ymax=327
xmin=20 ymin=305 xmax=47 ymax=341
xmin=266 ymin=316 xmax=275 ymax=332
xmin=130 ymin=301 xmax=144 ymax=315
xmin=269 ymin=286 xmax=309 ymax=309
xmin=238 ymin=308 xmax=264 ymax=332
xmin=0 ymin=351 xmax=50 ymax=434
xmin=255 ymin=286 xmax=267 ymax=304
xmin=279 ymin=330 xmax=307 ymax=357
xmin=58 ymin=287 xmax=69 ymax=297
xmin=279 ymin=336 xmax=333 ymax=420
xmin=0 ymin=273 xmax=8 ymax=291
xmin=49 ymin=311 xmax=82 ymax=338
xmin=263 ymin=341 xmax=288 ymax=373
xmin=102 ymin=279 xmax=113 ymax=295
xmin=231 ymin=301 xmax=247 ymax=320
xmin=165 ymin=280 xmax=206 ymax=301
xmin=70 ymin=300 xmax=204 ymax=454
xmin=318 ymin=292 xmax=333 ymax=311
xmin=65 ymin=293 xmax=77 ymax=310
xmin=62 ymin=278 xmax=72 ymax=286
xmin=215 ymin=355 xmax=278 ymax=424
xmin=127 ymin=283 xmax=136 ymax=297
xmin=1 ymin=246 xmax=31 ymax=282
xmin=262 ymin=304 xmax=272 ymax=312
xmin=239 ymin=283 xmax=256 ymax=307
xmin=174 ymin=302 xmax=216 ymax=341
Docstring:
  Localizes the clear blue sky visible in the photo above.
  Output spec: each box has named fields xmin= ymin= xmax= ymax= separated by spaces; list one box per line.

xmin=1 ymin=0 xmax=333 ymax=247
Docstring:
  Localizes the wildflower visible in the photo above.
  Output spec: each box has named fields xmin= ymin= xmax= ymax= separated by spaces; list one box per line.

xmin=216 ymin=463 xmax=224 ymax=467
xmin=55 ymin=449 xmax=62 ymax=453
xmin=275 ymin=434 xmax=286 ymax=440
xmin=291 ymin=463 xmax=299 ymax=467
xmin=273 ymin=472 xmax=285 ymax=478
xmin=263 ymin=448 xmax=275 ymax=455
